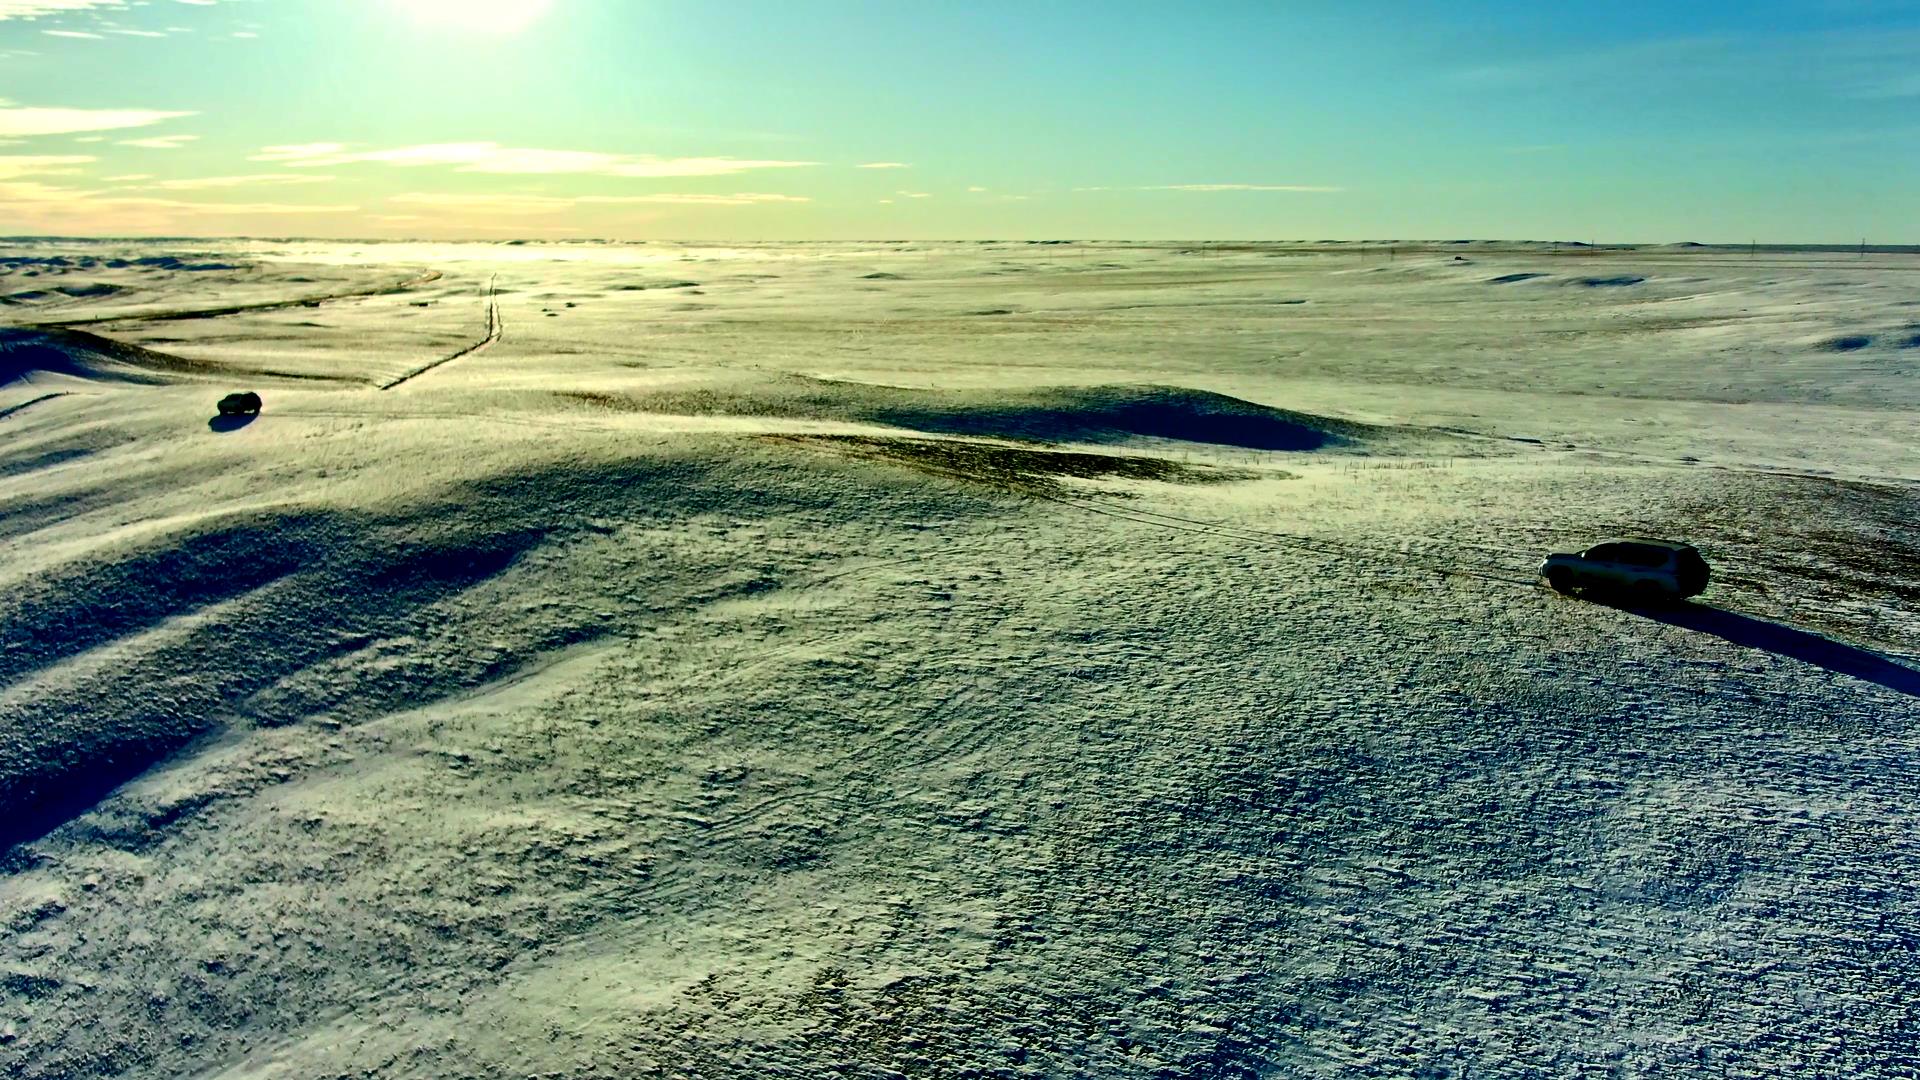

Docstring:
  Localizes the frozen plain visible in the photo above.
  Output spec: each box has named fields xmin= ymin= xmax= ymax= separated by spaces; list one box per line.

xmin=1 ymin=239 xmax=1918 ymax=1078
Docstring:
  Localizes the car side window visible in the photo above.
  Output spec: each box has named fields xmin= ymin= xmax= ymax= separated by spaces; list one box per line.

xmin=1584 ymin=543 xmax=1620 ymax=561
xmin=1614 ymin=544 xmax=1668 ymax=567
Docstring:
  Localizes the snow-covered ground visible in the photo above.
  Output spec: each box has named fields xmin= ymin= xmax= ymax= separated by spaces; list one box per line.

xmin=2 ymin=239 xmax=1918 ymax=1078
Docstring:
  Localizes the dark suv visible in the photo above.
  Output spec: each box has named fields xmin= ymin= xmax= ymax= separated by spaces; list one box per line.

xmin=1541 ymin=538 xmax=1710 ymax=601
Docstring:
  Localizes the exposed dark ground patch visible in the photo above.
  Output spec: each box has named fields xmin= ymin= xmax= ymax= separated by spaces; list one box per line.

xmin=562 ymin=379 xmax=1413 ymax=453
xmin=768 ymin=434 xmax=1263 ymax=495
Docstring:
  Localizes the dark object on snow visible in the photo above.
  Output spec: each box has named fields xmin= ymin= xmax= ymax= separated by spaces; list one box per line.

xmin=1542 ymin=538 xmax=1710 ymax=602
xmin=217 ymin=391 xmax=262 ymax=416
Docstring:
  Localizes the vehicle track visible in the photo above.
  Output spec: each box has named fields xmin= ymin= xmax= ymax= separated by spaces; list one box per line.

xmin=378 ymin=276 xmax=501 ymax=391
xmin=0 ymin=392 xmax=69 ymax=421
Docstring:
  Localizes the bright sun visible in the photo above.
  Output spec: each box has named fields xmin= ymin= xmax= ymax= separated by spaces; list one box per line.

xmin=395 ymin=0 xmax=556 ymax=34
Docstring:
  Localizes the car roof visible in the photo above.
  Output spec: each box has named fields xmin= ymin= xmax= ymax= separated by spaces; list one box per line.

xmin=1601 ymin=537 xmax=1696 ymax=551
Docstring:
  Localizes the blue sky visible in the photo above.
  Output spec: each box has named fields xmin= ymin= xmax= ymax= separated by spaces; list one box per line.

xmin=0 ymin=0 xmax=1914 ymax=240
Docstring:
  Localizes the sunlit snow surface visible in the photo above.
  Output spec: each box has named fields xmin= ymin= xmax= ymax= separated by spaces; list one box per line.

xmin=3 ymin=239 xmax=1918 ymax=1078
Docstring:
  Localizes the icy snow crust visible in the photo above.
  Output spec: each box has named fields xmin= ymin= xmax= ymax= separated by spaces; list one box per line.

xmin=2 ymin=239 xmax=1919 ymax=1077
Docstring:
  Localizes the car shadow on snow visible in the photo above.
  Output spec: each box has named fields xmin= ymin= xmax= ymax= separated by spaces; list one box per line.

xmin=1625 ymin=601 xmax=1920 ymax=699
xmin=207 ymin=412 xmax=257 ymax=433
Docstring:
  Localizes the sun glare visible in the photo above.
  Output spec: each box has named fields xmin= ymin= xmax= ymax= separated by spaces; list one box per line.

xmin=395 ymin=0 xmax=556 ymax=34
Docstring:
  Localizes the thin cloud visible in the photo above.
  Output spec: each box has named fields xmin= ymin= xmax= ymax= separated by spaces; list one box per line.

xmin=139 ymin=173 xmax=332 ymax=190
xmin=0 ymin=0 xmax=122 ymax=16
xmin=0 ymin=0 xmax=217 ymax=12
xmin=857 ymin=162 xmax=911 ymax=169
xmin=42 ymin=28 xmax=102 ymax=38
xmin=1455 ymin=29 xmax=1920 ymax=100
xmin=254 ymin=141 xmax=818 ymax=178
xmin=388 ymin=191 xmax=812 ymax=215
xmin=118 ymin=133 xmax=198 ymax=149
xmin=0 ymin=105 xmax=195 ymax=137
xmin=0 ymin=153 xmax=93 ymax=178
xmin=0 ymin=179 xmax=354 ymax=236
xmin=1147 ymin=184 xmax=1343 ymax=193
xmin=898 ymin=190 xmax=932 ymax=198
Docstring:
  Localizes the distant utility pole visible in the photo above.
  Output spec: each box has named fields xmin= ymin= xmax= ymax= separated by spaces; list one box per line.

xmin=1861 ymin=238 xmax=1868 ymax=259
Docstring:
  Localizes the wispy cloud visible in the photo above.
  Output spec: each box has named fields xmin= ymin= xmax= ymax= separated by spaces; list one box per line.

xmin=897 ymin=190 xmax=932 ymax=198
xmin=253 ymin=141 xmax=818 ymax=178
xmin=42 ymin=28 xmax=101 ymax=37
xmin=1456 ymin=28 xmax=1920 ymax=100
xmin=0 ymin=0 xmax=127 ymax=17
xmin=857 ymin=161 xmax=910 ymax=169
xmin=1147 ymin=183 xmax=1343 ymax=193
xmin=117 ymin=133 xmax=198 ymax=149
xmin=137 ymin=173 xmax=333 ymax=190
xmin=388 ymin=191 xmax=812 ymax=215
xmin=0 ymin=0 xmax=220 ymax=23
xmin=0 ymin=178 xmax=352 ymax=236
xmin=0 ymin=104 xmax=194 ymax=137
xmin=0 ymin=153 xmax=92 ymax=178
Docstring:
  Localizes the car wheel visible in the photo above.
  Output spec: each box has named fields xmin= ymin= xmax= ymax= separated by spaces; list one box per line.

xmin=1545 ymin=568 xmax=1575 ymax=593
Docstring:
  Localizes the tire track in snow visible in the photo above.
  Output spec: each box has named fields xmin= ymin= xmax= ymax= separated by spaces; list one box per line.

xmin=378 ymin=275 xmax=501 ymax=391
xmin=0 ymin=392 xmax=69 ymax=421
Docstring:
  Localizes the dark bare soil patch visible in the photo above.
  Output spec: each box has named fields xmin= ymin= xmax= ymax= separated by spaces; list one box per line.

xmin=1821 ymin=335 xmax=1873 ymax=352
xmin=1664 ymin=473 xmax=1920 ymax=651
xmin=563 ymin=380 xmax=1399 ymax=453
xmin=769 ymin=434 xmax=1262 ymax=495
